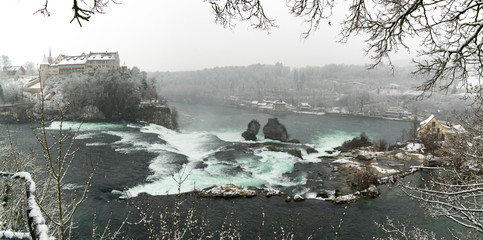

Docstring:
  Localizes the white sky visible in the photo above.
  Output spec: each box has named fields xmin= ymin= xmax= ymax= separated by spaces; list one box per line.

xmin=0 ymin=1 xmax=414 ymax=72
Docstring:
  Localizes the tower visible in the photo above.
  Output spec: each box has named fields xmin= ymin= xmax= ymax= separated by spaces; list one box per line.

xmin=39 ymin=55 xmax=50 ymax=89
xmin=48 ymin=48 xmax=54 ymax=64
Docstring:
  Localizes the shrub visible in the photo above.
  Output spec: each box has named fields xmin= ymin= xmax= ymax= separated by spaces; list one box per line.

xmin=355 ymin=162 xmax=378 ymax=191
xmin=378 ymin=139 xmax=388 ymax=151
xmin=336 ymin=132 xmax=373 ymax=152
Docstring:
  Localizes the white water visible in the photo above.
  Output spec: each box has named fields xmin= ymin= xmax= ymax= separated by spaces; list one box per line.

xmin=62 ymin=121 xmax=359 ymax=196
xmin=124 ymin=124 xmax=311 ymax=196
xmin=122 ymin=123 xmax=360 ymax=196
xmin=46 ymin=121 xmax=124 ymax=132
xmin=59 ymin=115 xmax=406 ymax=197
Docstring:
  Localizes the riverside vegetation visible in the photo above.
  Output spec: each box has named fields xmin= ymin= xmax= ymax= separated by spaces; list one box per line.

xmin=27 ymin=67 xmax=178 ymax=130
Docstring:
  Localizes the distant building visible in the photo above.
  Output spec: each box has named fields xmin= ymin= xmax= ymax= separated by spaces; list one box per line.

xmin=37 ymin=51 xmax=122 ymax=91
xmin=383 ymin=107 xmax=412 ymax=119
xmin=3 ymin=66 xmax=26 ymax=78
xmin=85 ymin=52 xmax=120 ymax=71
xmin=51 ymin=52 xmax=120 ymax=74
xmin=298 ymin=102 xmax=311 ymax=111
xmin=272 ymin=100 xmax=287 ymax=111
xmin=417 ymin=115 xmax=450 ymax=141
xmin=53 ymin=53 xmax=88 ymax=74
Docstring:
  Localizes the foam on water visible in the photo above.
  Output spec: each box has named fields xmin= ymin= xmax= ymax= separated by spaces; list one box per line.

xmin=126 ymin=124 xmax=308 ymax=196
xmin=122 ymin=124 xmax=390 ymax=197
xmin=85 ymin=142 xmax=108 ymax=146
xmin=46 ymin=121 xmax=124 ymax=132
xmin=75 ymin=132 xmax=99 ymax=140
xmin=297 ymin=129 xmax=359 ymax=163
xmin=140 ymin=124 xmax=223 ymax=159
xmin=128 ymin=150 xmax=306 ymax=196
xmin=311 ymin=129 xmax=359 ymax=155
xmin=211 ymin=128 xmax=245 ymax=142
xmin=104 ymin=130 xmax=156 ymax=153
xmin=238 ymin=151 xmax=305 ymax=187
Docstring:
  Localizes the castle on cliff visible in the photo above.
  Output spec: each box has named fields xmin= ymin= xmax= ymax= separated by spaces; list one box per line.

xmin=39 ymin=51 xmax=124 ymax=88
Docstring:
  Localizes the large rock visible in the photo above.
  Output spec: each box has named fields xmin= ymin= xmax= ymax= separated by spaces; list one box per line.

xmin=287 ymin=149 xmax=303 ymax=159
xmin=328 ymin=194 xmax=360 ymax=204
xmin=263 ymin=118 xmax=289 ymax=142
xmin=135 ymin=105 xmax=177 ymax=130
xmin=197 ymin=184 xmax=257 ymax=198
xmin=361 ymin=184 xmax=381 ymax=198
xmin=241 ymin=120 xmax=261 ymax=141
xmin=306 ymin=147 xmax=319 ymax=154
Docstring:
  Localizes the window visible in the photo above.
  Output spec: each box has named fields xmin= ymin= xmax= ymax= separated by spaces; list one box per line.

xmin=432 ymin=122 xmax=436 ymax=127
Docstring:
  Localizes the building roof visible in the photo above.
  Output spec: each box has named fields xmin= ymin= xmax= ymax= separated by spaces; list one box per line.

xmin=55 ymin=55 xmax=88 ymax=66
xmin=446 ymin=124 xmax=466 ymax=134
xmin=419 ymin=114 xmax=435 ymax=127
xmin=4 ymin=66 xmax=24 ymax=71
xmin=87 ymin=52 xmax=118 ymax=61
xmin=41 ymin=55 xmax=50 ymax=65
xmin=418 ymin=114 xmax=452 ymax=132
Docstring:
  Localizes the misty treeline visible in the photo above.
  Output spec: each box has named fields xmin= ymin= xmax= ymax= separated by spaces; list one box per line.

xmin=150 ymin=63 xmax=468 ymax=121
xmin=39 ymin=67 xmax=160 ymax=119
xmin=0 ymin=81 xmax=24 ymax=104
xmin=0 ymin=55 xmax=37 ymax=105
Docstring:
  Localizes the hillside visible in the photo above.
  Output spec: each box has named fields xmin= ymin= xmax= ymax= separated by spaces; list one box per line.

xmin=149 ymin=63 xmax=469 ymax=121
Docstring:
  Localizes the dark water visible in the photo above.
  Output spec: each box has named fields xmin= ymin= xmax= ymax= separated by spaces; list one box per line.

xmin=0 ymin=103 xmax=457 ymax=239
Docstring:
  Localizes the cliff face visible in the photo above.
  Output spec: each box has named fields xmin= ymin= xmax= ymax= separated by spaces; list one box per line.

xmin=20 ymin=102 xmax=178 ymax=131
xmin=134 ymin=105 xmax=177 ymax=130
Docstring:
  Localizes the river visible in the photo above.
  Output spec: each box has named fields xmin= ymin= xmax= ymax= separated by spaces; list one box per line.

xmin=0 ymin=103 xmax=457 ymax=239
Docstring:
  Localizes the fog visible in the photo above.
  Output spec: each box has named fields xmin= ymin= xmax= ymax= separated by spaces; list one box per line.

xmin=0 ymin=1 xmax=414 ymax=72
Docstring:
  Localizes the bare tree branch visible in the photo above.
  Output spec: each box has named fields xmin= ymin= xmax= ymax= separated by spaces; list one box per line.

xmin=203 ymin=0 xmax=482 ymax=94
xmin=36 ymin=0 xmax=119 ymax=27
xmin=401 ymin=100 xmax=483 ymax=235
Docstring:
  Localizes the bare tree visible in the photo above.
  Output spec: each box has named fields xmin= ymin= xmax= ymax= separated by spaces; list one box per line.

xmin=374 ymin=217 xmax=438 ymax=240
xmin=36 ymin=0 xmax=119 ymax=27
xmin=1 ymin=55 xmax=12 ymax=71
xmin=0 ymin=127 xmax=39 ymax=238
xmin=35 ymin=1 xmax=481 ymax=93
xmin=30 ymin=89 xmax=95 ymax=239
xmin=402 ymin=99 xmax=483 ymax=235
xmin=23 ymin=62 xmax=37 ymax=76
xmin=207 ymin=0 xmax=482 ymax=93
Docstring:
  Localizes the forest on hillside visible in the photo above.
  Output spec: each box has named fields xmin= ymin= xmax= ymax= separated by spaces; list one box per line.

xmin=149 ymin=63 xmax=469 ymax=121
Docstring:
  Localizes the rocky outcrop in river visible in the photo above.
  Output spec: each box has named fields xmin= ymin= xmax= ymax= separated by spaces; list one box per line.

xmin=242 ymin=120 xmax=260 ymax=141
xmin=134 ymin=104 xmax=178 ymax=130
xmin=197 ymin=184 xmax=257 ymax=198
xmin=263 ymin=118 xmax=288 ymax=141
xmin=262 ymin=118 xmax=299 ymax=143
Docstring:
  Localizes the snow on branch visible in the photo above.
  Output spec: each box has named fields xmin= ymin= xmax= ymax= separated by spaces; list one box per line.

xmin=0 ymin=230 xmax=30 ymax=240
xmin=0 ymin=171 xmax=50 ymax=240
